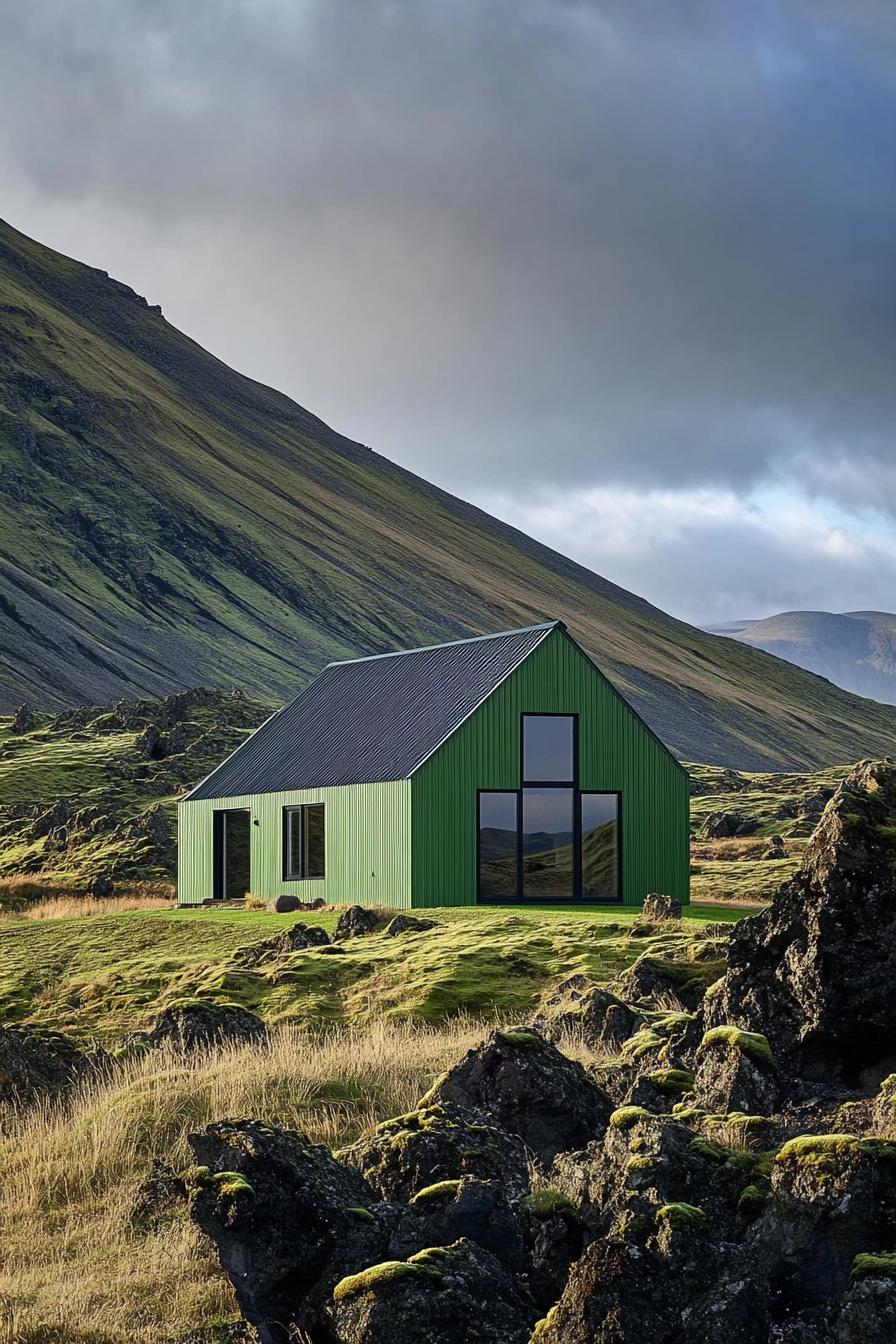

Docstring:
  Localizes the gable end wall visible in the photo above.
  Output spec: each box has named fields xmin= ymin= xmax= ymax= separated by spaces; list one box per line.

xmin=410 ymin=627 xmax=689 ymax=907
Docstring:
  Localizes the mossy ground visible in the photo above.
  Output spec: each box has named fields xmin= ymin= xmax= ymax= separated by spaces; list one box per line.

xmin=0 ymin=902 xmax=739 ymax=1042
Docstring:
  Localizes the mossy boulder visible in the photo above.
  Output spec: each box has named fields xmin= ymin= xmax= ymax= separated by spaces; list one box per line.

xmin=694 ymin=1026 xmax=779 ymax=1115
xmin=140 ymin=1000 xmax=268 ymax=1053
xmin=326 ymin=1238 xmax=536 ymax=1344
xmin=187 ymin=1118 xmax=385 ymax=1343
xmin=0 ymin=1022 xmax=108 ymax=1106
xmin=420 ymin=1026 xmax=612 ymax=1164
xmin=534 ymin=975 xmax=641 ymax=1052
xmin=702 ymin=758 xmax=896 ymax=1089
xmin=337 ymin=1101 xmax=530 ymax=1202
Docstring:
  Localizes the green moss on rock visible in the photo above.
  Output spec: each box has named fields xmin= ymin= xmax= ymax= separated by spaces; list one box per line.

xmin=776 ymin=1134 xmax=896 ymax=1172
xmin=701 ymin=1026 xmax=776 ymax=1070
xmin=737 ymin=1183 xmax=768 ymax=1217
xmin=647 ymin=1068 xmax=695 ymax=1095
xmin=333 ymin=1259 xmax=441 ymax=1301
xmin=851 ymin=1253 xmax=896 ymax=1282
xmin=656 ymin=1202 xmax=708 ymax=1230
xmin=497 ymin=1028 xmax=545 ymax=1050
xmin=610 ymin=1105 xmax=656 ymax=1130
xmin=410 ymin=1179 xmax=462 ymax=1205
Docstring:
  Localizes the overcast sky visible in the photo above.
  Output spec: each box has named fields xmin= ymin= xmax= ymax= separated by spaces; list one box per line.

xmin=2 ymin=0 xmax=896 ymax=624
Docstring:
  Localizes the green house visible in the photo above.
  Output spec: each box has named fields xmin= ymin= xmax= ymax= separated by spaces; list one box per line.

xmin=177 ymin=621 xmax=689 ymax=909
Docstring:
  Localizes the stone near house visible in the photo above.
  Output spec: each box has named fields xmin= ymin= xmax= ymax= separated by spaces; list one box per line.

xmin=335 ymin=905 xmax=380 ymax=939
xmin=642 ymin=893 xmax=682 ymax=921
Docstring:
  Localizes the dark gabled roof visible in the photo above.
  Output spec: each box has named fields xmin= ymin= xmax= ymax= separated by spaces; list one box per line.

xmin=185 ymin=622 xmax=559 ymax=800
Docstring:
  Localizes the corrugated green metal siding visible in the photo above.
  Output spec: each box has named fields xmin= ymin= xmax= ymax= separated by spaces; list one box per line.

xmin=177 ymin=780 xmax=411 ymax=907
xmin=410 ymin=627 xmax=689 ymax=907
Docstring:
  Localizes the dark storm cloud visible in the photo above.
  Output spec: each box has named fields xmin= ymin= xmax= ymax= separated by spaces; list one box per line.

xmin=1 ymin=1 xmax=895 ymax=616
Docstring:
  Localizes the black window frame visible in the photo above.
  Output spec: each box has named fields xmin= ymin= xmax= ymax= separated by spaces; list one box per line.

xmin=520 ymin=712 xmax=578 ymax=787
xmin=282 ymin=803 xmax=326 ymax=881
xmin=475 ymin=712 xmax=622 ymax=905
xmin=579 ymin=789 xmax=623 ymax=904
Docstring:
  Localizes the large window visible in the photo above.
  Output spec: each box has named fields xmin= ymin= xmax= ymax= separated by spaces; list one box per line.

xmin=476 ymin=713 xmax=621 ymax=903
xmin=522 ymin=787 xmax=574 ymax=900
xmin=522 ymin=714 xmax=575 ymax=783
xmin=478 ymin=792 xmax=519 ymax=901
xmin=283 ymin=804 xmax=326 ymax=880
xmin=581 ymin=792 xmax=620 ymax=902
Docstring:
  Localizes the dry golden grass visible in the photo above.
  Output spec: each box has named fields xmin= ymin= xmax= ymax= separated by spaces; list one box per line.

xmin=0 ymin=883 xmax=175 ymax=924
xmin=0 ymin=1018 xmax=489 ymax=1343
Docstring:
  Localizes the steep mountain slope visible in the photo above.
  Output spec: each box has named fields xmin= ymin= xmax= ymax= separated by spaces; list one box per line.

xmin=1 ymin=219 xmax=895 ymax=769
xmin=706 ymin=610 xmax=896 ymax=706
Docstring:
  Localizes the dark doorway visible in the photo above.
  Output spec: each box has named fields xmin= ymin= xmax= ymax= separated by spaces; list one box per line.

xmin=213 ymin=809 xmax=251 ymax=901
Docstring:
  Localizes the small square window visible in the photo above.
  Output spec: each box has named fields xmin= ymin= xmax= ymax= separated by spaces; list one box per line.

xmin=522 ymin=714 xmax=576 ymax=783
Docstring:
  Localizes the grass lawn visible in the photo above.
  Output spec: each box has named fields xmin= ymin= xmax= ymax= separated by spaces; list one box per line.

xmin=0 ymin=901 xmax=743 ymax=1043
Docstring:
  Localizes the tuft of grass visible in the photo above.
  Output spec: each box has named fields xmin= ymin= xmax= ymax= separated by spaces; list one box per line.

xmin=522 ymin=1189 xmax=579 ymax=1220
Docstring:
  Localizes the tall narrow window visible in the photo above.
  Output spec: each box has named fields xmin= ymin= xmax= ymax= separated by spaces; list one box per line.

xmin=581 ymin=793 xmax=619 ymax=902
xmin=303 ymin=803 xmax=326 ymax=879
xmin=478 ymin=792 xmax=519 ymax=901
xmin=283 ymin=804 xmax=326 ymax=880
xmin=522 ymin=715 xmax=575 ymax=783
xmin=522 ymin=787 xmax=575 ymax=900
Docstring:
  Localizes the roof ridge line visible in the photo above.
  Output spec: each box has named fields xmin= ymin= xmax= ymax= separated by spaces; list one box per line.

xmin=325 ymin=620 xmax=563 ymax=667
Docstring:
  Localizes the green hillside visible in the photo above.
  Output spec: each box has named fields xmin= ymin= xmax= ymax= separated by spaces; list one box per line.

xmin=2 ymin=217 xmax=895 ymax=768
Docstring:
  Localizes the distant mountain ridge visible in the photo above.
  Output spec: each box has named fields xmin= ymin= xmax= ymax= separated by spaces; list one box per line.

xmin=2 ymin=217 xmax=896 ymax=768
xmin=704 ymin=610 xmax=896 ymax=706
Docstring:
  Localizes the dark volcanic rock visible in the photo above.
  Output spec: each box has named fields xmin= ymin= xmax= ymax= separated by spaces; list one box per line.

xmin=391 ymin=1176 xmax=529 ymax=1275
xmin=761 ymin=834 xmax=788 ymax=861
xmin=234 ymin=921 xmax=331 ymax=968
xmin=703 ymin=758 xmax=896 ymax=1087
xmin=533 ymin=1236 xmax=700 ymax=1344
xmin=11 ymin=702 xmax=36 ymax=733
xmin=422 ymin=1027 xmax=612 ymax=1164
xmin=0 ymin=1024 xmax=105 ymax=1105
xmin=326 ymin=1238 xmax=535 ymax=1344
xmin=829 ymin=1276 xmax=896 ymax=1343
xmin=188 ymin=1119 xmax=386 ymax=1344
xmin=338 ymin=1101 xmax=531 ymax=1202
xmin=335 ymin=905 xmax=381 ymax=939
xmin=550 ymin=1110 xmax=747 ymax=1238
xmin=700 ymin=811 xmax=759 ymax=839
xmin=614 ymin=953 xmax=706 ymax=1011
xmin=145 ymin=1001 xmax=268 ymax=1051
xmin=535 ymin=975 xmax=642 ymax=1053
xmin=753 ymin=1134 xmax=896 ymax=1315
xmin=693 ymin=1027 xmax=780 ymax=1114
xmin=273 ymin=893 xmax=300 ymax=913
xmin=131 ymin=1158 xmax=187 ymax=1226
